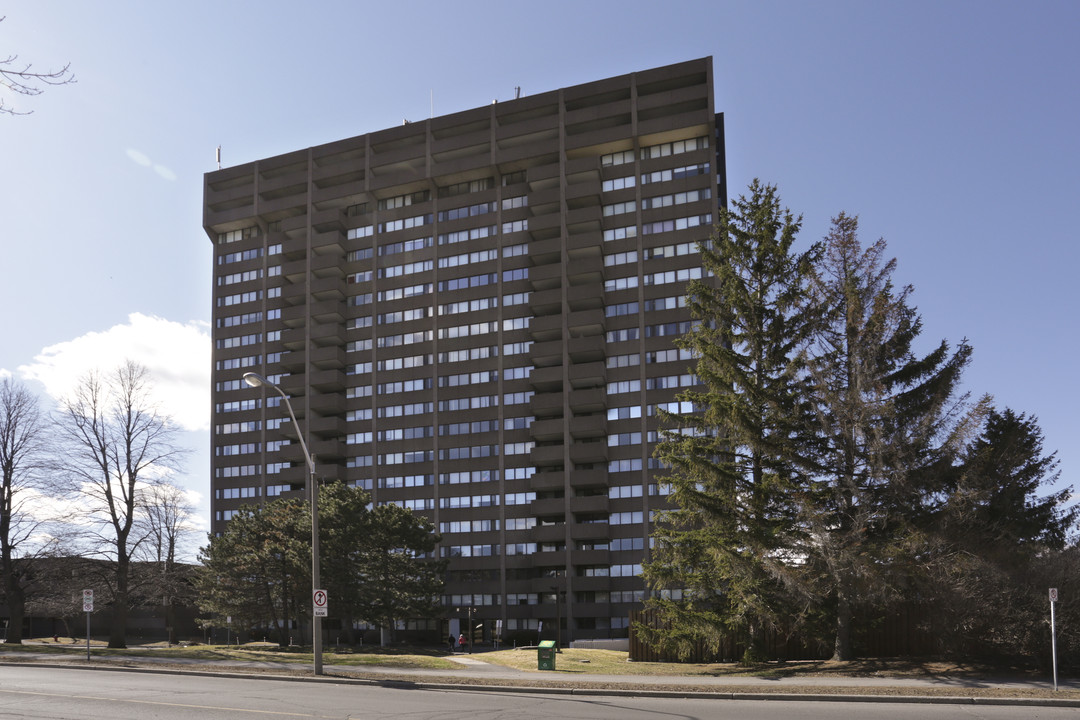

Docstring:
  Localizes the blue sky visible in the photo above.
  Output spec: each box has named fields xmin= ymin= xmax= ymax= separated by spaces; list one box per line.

xmin=2 ymin=0 xmax=1077 ymax=534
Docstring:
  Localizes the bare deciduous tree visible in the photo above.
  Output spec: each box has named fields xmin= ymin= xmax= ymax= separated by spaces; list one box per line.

xmin=138 ymin=481 xmax=197 ymax=644
xmin=0 ymin=378 xmax=54 ymax=643
xmin=55 ymin=361 xmax=184 ymax=648
xmin=0 ymin=17 xmax=75 ymax=116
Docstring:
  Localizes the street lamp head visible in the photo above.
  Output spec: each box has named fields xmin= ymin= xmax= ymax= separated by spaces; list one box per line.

xmin=242 ymin=372 xmax=268 ymax=389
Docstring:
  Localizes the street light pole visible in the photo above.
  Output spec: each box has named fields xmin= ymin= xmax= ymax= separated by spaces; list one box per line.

xmin=456 ymin=606 xmax=475 ymax=654
xmin=243 ymin=372 xmax=323 ymax=676
xmin=551 ymin=586 xmax=563 ymax=653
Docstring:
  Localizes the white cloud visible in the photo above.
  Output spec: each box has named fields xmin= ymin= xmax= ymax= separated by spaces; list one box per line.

xmin=18 ymin=313 xmax=211 ymax=432
xmin=126 ymin=148 xmax=176 ymax=181
xmin=126 ymin=148 xmax=152 ymax=167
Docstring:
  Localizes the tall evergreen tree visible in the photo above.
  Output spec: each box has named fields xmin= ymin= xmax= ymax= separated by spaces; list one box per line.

xmin=928 ymin=407 xmax=1076 ymax=658
xmin=642 ymin=181 xmax=819 ymax=661
xmin=320 ymin=482 xmax=443 ymax=641
xmin=799 ymin=213 xmax=971 ymax=660
xmin=198 ymin=483 xmax=443 ymax=645
xmin=196 ymin=496 xmax=309 ymax=645
xmin=946 ymin=407 xmax=1074 ymax=553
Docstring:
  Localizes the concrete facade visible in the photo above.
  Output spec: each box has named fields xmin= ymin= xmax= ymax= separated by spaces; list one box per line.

xmin=203 ymin=57 xmax=725 ymax=641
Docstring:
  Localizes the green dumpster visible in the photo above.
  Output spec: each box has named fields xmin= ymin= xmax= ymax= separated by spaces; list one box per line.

xmin=537 ymin=640 xmax=556 ymax=670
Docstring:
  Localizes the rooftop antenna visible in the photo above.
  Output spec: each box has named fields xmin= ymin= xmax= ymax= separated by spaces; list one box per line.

xmin=515 ymin=86 xmax=521 ymax=99
xmin=430 ymin=89 xmax=434 ymax=119
xmin=216 ymin=145 xmax=221 ymax=170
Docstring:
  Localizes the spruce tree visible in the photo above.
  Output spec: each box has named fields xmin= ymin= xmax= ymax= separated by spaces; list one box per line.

xmin=800 ymin=213 xmax=972 ymax=660
xmin=642 ymin=181 xmax=818 ymax=661
xmin=928 ymin=407 xmax=1076 ymax=658
xmin=948 ymin=407 xmax=1073 ymax=553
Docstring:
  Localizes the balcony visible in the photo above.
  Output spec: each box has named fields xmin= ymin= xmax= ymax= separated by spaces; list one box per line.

xmin=530 ymin=496 xmax=567 ymax=517
xmin=528 ymin=262 xmax=561 ymax=291
xmin=309 ymin=414 xmax=345 ymax=439
xmin=569 ymin=468 xmax=608 ymax=490
xmin=310 ymin=393 xmax=345 ymax=416
xmin=279 ymin=375 xmax=306 ymax=398
xmin=569 ymin=439 xmax=608 ymax=465
xmin=569 ymin=361 xmax=605 ymax=389
xmin=569 ymin=550 xmax=610 ymax=567
xmin=570 ymin=414 xmax=606 ymax=439
xmin=528 ymin=365 xmax=563 ymax=392
xmin=277 ymin=350 xmax=306 ymax=372
xmin=309 ymin=345 xmax=345 ymax=370
xmin=569 ymin=494 xmax=609 ymax=515
xmin=281 ymin=327 xmax=305 ymax=351
xmin=528 ymin=287 xmax=562 ymax=316
xmin=568 ymin=387 xmax=605 ymax=413
xmin=270 ymin=464 xmax=307 ymax=487
xmin=563 ymin=206 xmax=601 ymax=234
xmin=310 ymin=322 xmax=345 ymax=347
xmin=571 ymin=576 xmax=613 ymax=594
xmin=281 ymin=304 xmax=307 ymax=329
xmin=311 ymin=252 xmax=345 ymax=279
xmin=566 ymin=255 xmax=604 ymax=285
xmin=530 ymin=470 xmax=565 ymax=492
xmin=529 ymin=339 xmax=564 ymax=368
xmin=309 ymin=369 xmax=345 ymax=393
xmin=533 ymin=523 xmax=567 ymax=544
xmin=570 ymin=522 xmax=610 ymax=541
xmin=566 ymin=283 xmax=602 ymax=311
xmin=529 ymin=391 xmax=564 ymax=419
xmin=529 ymin=417 xmax=564 ymax=443
xmin=566 ymin=308 xmax=604 ymax=337
xmin=528 ymin=237 xmax=562 ymax=266
xmin=566 ymin=230 xmax=604 ymax=255
xmin=529 ymin=443 xmax=564 ymax=467
xmin=310 ymin=300 xmax=345 ymax=324
xmin=528 ymin=314 xmax=562 ymax=343
xmin=310 ymin=275 xmax=345 ymax=301
xmin=568 ymin=334 xmax=604 ymax=363
xmin=311 ymin=438 xmax=344 ymax=461
xmin=525 ymin=211 xmax=560 ymax=236
xmin=311 ymin=229 xmax=344 ymax=255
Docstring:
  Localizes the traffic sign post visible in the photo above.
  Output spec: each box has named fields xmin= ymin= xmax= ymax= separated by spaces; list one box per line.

xmin=313 ymin=589 xmax=328 ymax=618
xmin=1050 ymin=588 xmax=1059 ymax=692
xmin=83 ymin=590 xmax=93 ymax=661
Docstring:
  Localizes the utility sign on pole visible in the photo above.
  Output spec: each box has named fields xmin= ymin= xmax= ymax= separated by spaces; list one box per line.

xmin=83 ymin=589 xmax=93 ymax=661
xmin=313 ymin=589 xmax=328 ymax=617
xmin=1050 ymin=588 xmax=1059 ymax=692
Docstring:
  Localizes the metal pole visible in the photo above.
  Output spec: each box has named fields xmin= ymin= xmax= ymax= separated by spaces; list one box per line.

xmin=86 ymin=611 xmax=90 ymax=661
xmin=1051 ymin=598 xmax=1058 ymax=692
xmin=310 ymin=463 xmax=322 ymax=675
xmin=243 ymin=373 xmax=322 ymax=676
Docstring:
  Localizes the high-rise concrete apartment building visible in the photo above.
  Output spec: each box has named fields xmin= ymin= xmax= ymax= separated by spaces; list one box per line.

xmin=203 ymin=57 xmax=725 ymax=641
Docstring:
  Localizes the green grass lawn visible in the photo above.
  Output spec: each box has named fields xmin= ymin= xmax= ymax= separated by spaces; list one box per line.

xmin=3 ymin=638 xmax=458 ymax=670
xmin=2 ymin=639 xmax=1055 ymax=684
xmin=477 ymin=647 xmax=1051 ymax=682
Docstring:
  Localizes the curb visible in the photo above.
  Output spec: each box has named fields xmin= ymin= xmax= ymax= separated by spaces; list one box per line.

xmin=2 ymin=660 xmax=1078 ymax=708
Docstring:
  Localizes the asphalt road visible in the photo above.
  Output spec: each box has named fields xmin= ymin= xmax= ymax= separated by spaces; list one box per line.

xmin=0 ymin=666 xmax=1078 ymax=720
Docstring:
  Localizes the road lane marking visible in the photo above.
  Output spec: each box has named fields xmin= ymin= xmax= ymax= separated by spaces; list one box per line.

xmin=0 ymin=689 xmax=326 ymax=717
